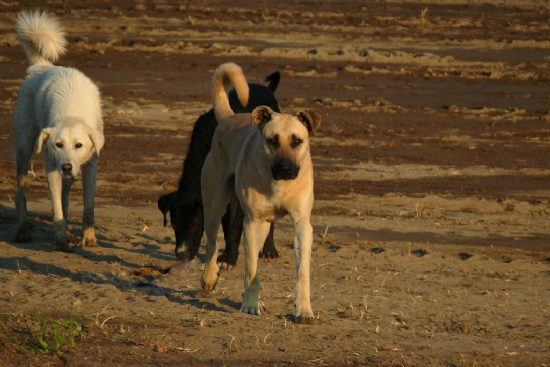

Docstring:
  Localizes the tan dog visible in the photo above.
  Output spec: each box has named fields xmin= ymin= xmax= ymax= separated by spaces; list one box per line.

xmin=200 ymin=63 xmax=321 ymax=322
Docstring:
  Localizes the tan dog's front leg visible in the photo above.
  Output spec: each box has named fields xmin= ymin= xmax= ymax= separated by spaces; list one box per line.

xmin=80 ymin=159 xmax=98 ymax=247
xmin=47 ymin=167 xmax=72 ymax=252
xmin=240 ymin=219 xmax=270 ymax=315
xmin=201 ymin=222 xmax=220 ymax=293
xmin=201 ymin=158 xmax=234 ymax=292
xmin=201 ymin=193 xmax=230 ymax=292
xmin=293 ymin=217 xmax=314 ymax=322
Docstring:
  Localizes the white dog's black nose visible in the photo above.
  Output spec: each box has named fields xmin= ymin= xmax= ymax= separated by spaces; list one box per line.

xmin=62 ymin=163 xmax=72 ymax=173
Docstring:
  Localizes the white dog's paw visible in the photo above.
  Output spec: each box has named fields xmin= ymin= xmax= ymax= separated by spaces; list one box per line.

xmin=80 ymin=228 xmax=97 ymax=247
xmin=54 ymin=238 xmax=73 ymax=253
xmin=15 ymin=222 xmax=33 ymax=243
xmin=295 ymin=305 xmax=315 ymax=324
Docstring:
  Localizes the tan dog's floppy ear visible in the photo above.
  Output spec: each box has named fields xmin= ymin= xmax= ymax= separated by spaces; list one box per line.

xmin=87 ymin=127 xmax=105 ymax=156
xmin=36 ymin=128 xmax=53 ymax=154
xmin=295 ymin=110 xmax=321 ymax=136
xmin=251 ymin=106 xmax=275 ymax=131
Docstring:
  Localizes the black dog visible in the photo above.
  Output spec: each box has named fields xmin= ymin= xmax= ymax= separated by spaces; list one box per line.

xmin=158 ymin=72 xmax=281 ymax=269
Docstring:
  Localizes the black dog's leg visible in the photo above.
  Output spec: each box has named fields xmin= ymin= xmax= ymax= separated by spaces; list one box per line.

xmin=219 ymin=197 xmax=243 ymax=270
xmin=260 ymin=222 xmax=278 ymax=259
xmin=219 ymin=199 xmax=279 ymax=269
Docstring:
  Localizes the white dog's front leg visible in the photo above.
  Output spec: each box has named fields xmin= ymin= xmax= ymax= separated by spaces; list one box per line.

xmin=46 ymin=165 xmax=72 ymax=252
xmin=293 ymin=217 xmax=314 ymax=322
xmin=62 ymin=176 xmax=78 ymax=246
xmin=14 ymin=139 xmax=34 ymax=243
xmin=15 ymin=170 xmax=32 ymax=243
xmin=240 ymin=218 xmax=270 ymax=315
xmin=80 ymin=158 xmax=97 ymax=247
xmin=61 ymin=176 xmax=74 ymax=220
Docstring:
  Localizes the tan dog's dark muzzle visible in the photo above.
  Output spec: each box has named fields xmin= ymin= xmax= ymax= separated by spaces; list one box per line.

xmin=271 ymin=161 xmax=300 ymax=180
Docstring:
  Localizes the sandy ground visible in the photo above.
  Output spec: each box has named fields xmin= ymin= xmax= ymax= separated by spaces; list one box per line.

xmin=0 ymin=1 xmax=549 ymax=366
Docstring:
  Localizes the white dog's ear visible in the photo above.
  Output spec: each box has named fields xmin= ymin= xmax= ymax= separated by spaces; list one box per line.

xmin=87 ymin=128 xmax=105 ymax=156
xmin=35 ymin=128 xmax=53 ymax=154
xmin=251 ymin=106 xmax=275 ymax=131
xmin=295 ymin=110 xmax=321 ymax=136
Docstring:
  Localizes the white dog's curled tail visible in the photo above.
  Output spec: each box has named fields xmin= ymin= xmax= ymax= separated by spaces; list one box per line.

xmin=15 ymin=10 xmax=67 ymax=66
xmin=211 ymin=62 xmax=249 ymax=122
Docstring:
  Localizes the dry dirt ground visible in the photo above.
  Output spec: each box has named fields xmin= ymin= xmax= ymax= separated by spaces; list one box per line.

xmin=0 ymin=1 xmax=549 ymax=366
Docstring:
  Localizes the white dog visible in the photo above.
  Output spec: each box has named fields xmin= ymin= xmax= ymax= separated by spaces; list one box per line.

xmin=13 ymin=10 xmax=104 ymax=252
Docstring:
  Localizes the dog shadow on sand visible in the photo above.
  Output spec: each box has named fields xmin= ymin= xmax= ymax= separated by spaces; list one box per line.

xmin=0 ymin=204 xmax=174 ymax=260
xmin=0 ymin=204 xmax=236 ymax=312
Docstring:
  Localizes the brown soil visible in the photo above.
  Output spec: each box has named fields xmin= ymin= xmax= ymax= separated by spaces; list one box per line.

xmin=0 ymin=1 xmax=549 ymax=366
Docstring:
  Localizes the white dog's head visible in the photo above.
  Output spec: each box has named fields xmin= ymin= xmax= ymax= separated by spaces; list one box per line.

xmin=36 ymin=119 xmax=104 ymax=178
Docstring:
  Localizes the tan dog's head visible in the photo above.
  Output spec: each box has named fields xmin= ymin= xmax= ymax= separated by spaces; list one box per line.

xmin=251 ymin=106 xmax=321 ymax=181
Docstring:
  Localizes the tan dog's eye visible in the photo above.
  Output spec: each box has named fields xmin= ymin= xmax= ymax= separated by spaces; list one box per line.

xmin=292 ymin=138 xmax=303 ymax=148
xmin=75 ymin=143 xmax=83 ymax=149
xmin=267 ymin=136 xmax=279 ymax=147
xmin=55 ymin=142 xmax=63 ymax=148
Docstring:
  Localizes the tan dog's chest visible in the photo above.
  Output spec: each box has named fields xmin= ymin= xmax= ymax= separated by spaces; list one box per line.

xmin=238 ymin=173 xmax=313 ymax=221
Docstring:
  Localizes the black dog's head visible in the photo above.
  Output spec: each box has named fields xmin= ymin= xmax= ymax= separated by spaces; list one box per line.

xmin=158 ymin=192 xmax=203 ymax=261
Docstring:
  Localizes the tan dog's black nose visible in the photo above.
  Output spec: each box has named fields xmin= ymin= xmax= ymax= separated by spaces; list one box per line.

xmin=272 ymin=162 xmax=299 ymax=181
xmin=280 ymin=165 xmax=292 ymax=175
xmin=62 ymin=163 xmax=72 ymax=173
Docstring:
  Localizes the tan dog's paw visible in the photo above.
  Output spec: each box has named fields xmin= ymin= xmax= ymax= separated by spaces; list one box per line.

xmin=200 ymin=277 xmax=218 ymax=293
xmin=240 ymin=302 xmax=264 ymax=316
xmin=240 ymin=293 xmax=264 ymax=315
xmin=200 ymin=267 xmax=219 ymax=292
